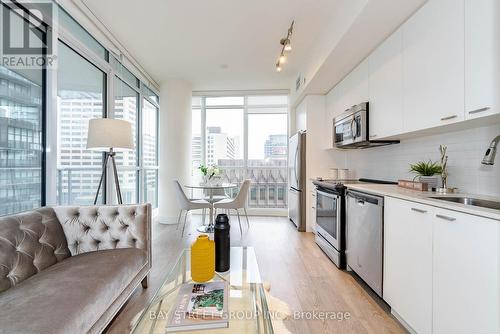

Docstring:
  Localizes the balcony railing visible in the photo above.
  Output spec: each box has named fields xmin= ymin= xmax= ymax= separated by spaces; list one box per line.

xmin=192 ymin=165 xmax=288 ymax=209
xmin=57 ymin=167 xmax=103 ymax=205
xmin=57 ymin=167 xmax=153 ymax=206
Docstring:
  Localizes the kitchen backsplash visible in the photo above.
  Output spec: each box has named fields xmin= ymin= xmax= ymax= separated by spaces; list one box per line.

xmin=336 ymin=124 xmax=500 ymax=196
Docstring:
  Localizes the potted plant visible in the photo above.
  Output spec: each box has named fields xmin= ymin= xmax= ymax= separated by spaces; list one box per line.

xmin=409 ymin=160 xmax=443 ymax=189
xmin=199 ymin=164 xmax=220 ymax=185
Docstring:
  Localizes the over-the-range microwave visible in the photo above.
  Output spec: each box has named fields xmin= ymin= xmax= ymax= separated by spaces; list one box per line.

xmin=333 ymin=102 xmax=399 ymax=149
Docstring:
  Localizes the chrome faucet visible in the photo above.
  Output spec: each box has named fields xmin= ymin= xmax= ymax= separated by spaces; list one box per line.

xmin=482 ymin=135 xmax=500 ymax=165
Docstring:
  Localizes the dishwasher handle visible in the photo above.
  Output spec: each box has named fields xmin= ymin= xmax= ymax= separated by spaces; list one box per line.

xmin=346 ymin=190 xmax=383 ymax=206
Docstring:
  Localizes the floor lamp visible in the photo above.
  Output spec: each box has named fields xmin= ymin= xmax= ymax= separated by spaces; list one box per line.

xmin=87 ymin=118 xmax=134 ymax=205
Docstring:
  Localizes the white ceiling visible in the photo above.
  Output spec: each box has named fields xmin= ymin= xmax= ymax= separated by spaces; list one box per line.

xmin=81 ymin=0 xmax=347 ymax=91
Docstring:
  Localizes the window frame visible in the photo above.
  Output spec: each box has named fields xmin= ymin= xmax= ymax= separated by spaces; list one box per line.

xmin=53 ymin=38 xmax=109 ymax=205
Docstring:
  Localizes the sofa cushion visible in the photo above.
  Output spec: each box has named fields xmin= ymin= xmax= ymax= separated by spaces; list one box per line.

xmin=53 ymin=205 xmax=150 ymax=255
xmin=0 ymin=207 xmax=71 ymax=293
xmin=0 ymin=248 xmax=147 ymax=334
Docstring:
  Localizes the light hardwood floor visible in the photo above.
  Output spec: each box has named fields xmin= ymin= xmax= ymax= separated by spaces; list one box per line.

xmin=106 ymin=214 xmax=406 ymax=334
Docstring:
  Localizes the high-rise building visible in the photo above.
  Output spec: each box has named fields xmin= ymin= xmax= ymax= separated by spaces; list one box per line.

xmin=191 ymin=135 xmax=202 ymax=169
xmin=0 ymin=67 xmax=43 ymax=215
xmin=206 ymin=126 xmax=240 ymax=165
xmin=264 ymin=134 xmax=287 ymax=159
xmin=56 ymin=93 xmax=138 ymax=204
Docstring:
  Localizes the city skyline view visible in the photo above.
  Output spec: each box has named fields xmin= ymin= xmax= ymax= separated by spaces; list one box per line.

xmin=191 ymin=95 xmax=288 ymax=208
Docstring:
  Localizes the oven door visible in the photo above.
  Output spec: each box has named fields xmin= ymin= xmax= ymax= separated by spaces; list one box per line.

xmin=315 ymin=189 xmax=341 ymax=250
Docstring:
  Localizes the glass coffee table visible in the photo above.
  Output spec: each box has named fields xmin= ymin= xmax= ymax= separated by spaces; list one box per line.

xmin=131 ymin=247 xmax=274 ymax=334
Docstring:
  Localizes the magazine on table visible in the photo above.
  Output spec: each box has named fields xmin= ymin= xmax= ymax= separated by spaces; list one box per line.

xmin=166 ymin=281 xmax=229 ymax=332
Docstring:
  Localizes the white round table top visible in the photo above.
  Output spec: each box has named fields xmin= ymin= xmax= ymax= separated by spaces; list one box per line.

xmin=184 ymin=182 xmax=238 ymax=190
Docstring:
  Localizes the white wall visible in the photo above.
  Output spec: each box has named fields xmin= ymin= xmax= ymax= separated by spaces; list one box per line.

xmin=158 ymin=79 xmax=192 ymax=223
xmin=334 ymin=124 xmax=500 ymax=196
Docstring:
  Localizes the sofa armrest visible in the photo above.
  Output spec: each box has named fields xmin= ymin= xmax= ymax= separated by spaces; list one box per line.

xmin=53 ymin=204 xmax=152 ymax=267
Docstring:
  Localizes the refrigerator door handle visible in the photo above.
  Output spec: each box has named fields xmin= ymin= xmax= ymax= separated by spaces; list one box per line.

xmin=294 ymin=144 xmax=299 ymax=186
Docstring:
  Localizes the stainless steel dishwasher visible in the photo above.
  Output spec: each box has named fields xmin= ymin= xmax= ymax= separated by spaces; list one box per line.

xmin=346 ymin=190 xmax=384 ymax=297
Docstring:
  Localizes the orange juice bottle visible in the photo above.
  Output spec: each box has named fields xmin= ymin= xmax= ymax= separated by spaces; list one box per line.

xmin=191 ymin=235 xmax=215 ymax=282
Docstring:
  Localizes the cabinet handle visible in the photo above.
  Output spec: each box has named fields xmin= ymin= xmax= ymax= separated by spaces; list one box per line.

xmin=411 ymin=207 xmax=427 ymax=214
xmin=440 ymin=115 xmax=458 ymax=121
xmin=369 ymin=134 xmax=378 ymax=138
xmin=468 ymin=107 xmax=490 ymax=115
xmin=436 ymin=214 xmax=456 ymax=222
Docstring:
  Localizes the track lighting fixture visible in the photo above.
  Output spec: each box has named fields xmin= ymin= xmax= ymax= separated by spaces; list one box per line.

xmin=284 ymin=39 xmax=292 ymax=52
xmin=276 ymin=20 xmax=294 ymax=72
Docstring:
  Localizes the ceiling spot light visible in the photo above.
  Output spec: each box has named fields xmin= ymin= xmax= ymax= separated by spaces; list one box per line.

xmin=276 ymin=21 xmax=294 ymax=73
xmin=284 ymin=39 xmax=292 ymax=52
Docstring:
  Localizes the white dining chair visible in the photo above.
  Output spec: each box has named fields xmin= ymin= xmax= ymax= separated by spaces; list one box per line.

xmin=214 ymin=180 xmax=251 ymax=236
xmin=173 ymin=180 xmax=211 ymax=236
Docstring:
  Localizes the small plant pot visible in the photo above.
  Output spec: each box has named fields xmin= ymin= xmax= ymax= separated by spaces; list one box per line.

xmin=419 ymin=176 xmax=440 ymax=189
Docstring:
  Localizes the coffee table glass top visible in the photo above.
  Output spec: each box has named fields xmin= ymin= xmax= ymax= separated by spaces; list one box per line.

xmin=131 ymin=247 xmax=274 ymax=334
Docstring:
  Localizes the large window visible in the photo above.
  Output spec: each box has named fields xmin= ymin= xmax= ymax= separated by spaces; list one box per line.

xmin=0 ymin=65 xmax=43 ymax=215
xmin=56 ymin=41 xmax=106 ymax=205
xmin=206 ymin=108 xmax=244 ymax=166
xmin=0 ymin=2 xmax=160 ymax=216
xmin=56 ymin=44 xmax=159 ymax=207
xmin=114 ymin=76 xmax=139 ymax=204
xmin=191 ymin=95 xmax=288 ymax=209
xmin=0 ymin=5 xmax=45 ymax=215
xmin=247 ymin=113 xmax=288 ymax=208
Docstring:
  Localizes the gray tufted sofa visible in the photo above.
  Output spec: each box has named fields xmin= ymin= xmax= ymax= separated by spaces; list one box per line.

xmin=0 ymin=204 xmax=151 ymax=334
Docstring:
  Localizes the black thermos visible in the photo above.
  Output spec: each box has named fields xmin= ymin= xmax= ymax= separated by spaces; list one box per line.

xmin=214 ymin=213 xmax=230 ymax=272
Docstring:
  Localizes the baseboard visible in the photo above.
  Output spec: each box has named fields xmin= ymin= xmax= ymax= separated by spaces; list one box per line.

xmin=391 ymin=309 xmax=417 ymax=334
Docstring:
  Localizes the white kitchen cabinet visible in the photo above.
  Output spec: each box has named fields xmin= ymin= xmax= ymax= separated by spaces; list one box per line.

xmin=465 ymin=0 xmax=500 ymax=120
xmin=384 ymin=197 xmax=433 ymax=334
xmin=325 ymin=83 xmax=345 ymax=148
xmin=342 ymin=58 xmax=370 ymax=111
xmin=368 ymin=29 xmax=403 ymax=139
xmin=384 ymin=196 xmax=500 ymax=334
xmin=402 ymin=0 xmax=465 ymax=132
xmin=432 ymin=208 xmax=500 ymax=334
xmin=295 ymin=98 xmax=307 ymax=132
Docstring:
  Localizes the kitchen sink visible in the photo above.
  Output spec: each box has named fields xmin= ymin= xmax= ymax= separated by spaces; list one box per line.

xmin=429 ymin=197 xmax=500 ymax=210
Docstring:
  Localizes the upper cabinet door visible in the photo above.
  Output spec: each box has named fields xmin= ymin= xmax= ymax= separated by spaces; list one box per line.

xmin=402 ymin=0 xmax=465 ymax=132
xmin=343 ymin=58 xmax=370 ymax=110
xmin=465 ymin=0 xmax=500 ymax=119
xmin=369 ymin=29 xmax=403 ymax=139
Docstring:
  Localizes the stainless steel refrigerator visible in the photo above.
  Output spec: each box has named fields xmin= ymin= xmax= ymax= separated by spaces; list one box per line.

xmin=288 ymin=131 xmax=306 ymax=231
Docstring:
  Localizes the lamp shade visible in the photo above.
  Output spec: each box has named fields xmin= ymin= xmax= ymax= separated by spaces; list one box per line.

xmin=86 ymin=118 xmax=134 ymax=151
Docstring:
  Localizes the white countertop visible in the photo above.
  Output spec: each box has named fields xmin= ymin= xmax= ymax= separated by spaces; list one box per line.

xmin=345 ymin=183 xmax=500 ymax=221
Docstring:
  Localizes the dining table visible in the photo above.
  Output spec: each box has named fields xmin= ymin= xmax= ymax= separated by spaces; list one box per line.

xmin=184 ymin=182 xmax=238 ymax=233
